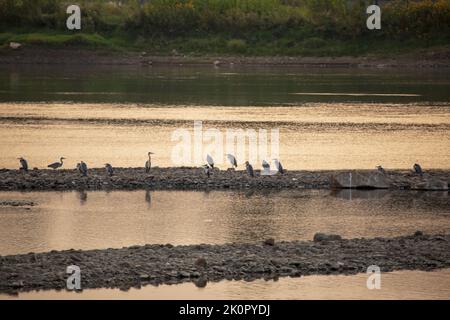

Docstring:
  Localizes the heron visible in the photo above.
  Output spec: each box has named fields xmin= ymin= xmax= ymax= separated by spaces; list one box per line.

xmin=145 ymin=152 xmax=154 ymax=173
xmin=78 ymin=161 xmax=88 ymax=176
xmin=226 ymin=153 xmax=237 ymax=168
xmin=413 ymin=163 xmax=423 ymax=174
xmin=206 ymin=154 xmax=214 ymax=169
xmin=203 ymin=164 xmax=211 ymax=178
xmin=18 ymin=157 xmax=28 ymax=171
xmin=376 ymin=165 xmax=386 ymax=174
xmin=262 ymin=160 xmax=270 ymax=174
xmin=245 ymin=161 xmax=254 ymax=177
xmin=273 ymin=159 xmax=285 ymax=174
xmin=105 ymin=163 xmax=114 ymax=176
xmin=48 ymin=157 xmax=65 ymax=170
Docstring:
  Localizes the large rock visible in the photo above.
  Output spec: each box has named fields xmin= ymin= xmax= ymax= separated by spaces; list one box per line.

xmin=412 ymin=178 xmax=448 ymax=191
xmin=313 ymin=233 xmax=342 ymax=242
xmin=330 ymin=171 xmax=390 ymax=189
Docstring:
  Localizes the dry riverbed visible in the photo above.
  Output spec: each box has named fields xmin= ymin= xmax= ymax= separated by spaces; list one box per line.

xmin=0 ymin=168 xmax=449 ymax=191
xmin=0 ymin=232 xmax=449 ymax=295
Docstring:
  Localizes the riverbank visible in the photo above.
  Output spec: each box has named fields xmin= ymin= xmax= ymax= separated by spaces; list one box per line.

xmin=1 ymin=47 xmax=450 ymax=68
xmin=0 ymin=168 xmax=449 ymax=191
xmin=1 ymin=232 xmax=449 ymax=295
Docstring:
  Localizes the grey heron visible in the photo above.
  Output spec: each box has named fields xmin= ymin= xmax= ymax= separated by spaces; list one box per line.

xmin=245 ymin=161 xmax=254 ymax=177
xmin=18 ymin=157 xmax=28 ymax=171
xmin=226 ymin=153 xmax=237 ymax=168
xmin=273 ymin=159 xmax=285 ymax=174
xmin=48 ymin=157 xmax=65 ymax=170
xmin=105 ymin=163 xmax=114 ymax=176
xmin=145 ymin=152 xmax=154 ymax=173
xmin=262 ymin=160 xmax=270 ymax=174
xmin=206 ymin=154 xmax=214 ymax=169
xmin=203 ymin=164 xmax=211 ymax=178
xmin=413 ymin=163 xmax=423 ymax=174
xmin=79 ymin=161 xmax=88 ymax=176
xmin=376 ymin=165 xmax=386 ymax=174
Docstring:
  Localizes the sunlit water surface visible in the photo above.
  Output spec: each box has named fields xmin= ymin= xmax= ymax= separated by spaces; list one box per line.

xmin=2 ymin=269 xmax=450 ymax=300
xmin=0 ymin=65 xmax=449 ymax=170
xmin=0 ymin=190 xmax=449 ymax=256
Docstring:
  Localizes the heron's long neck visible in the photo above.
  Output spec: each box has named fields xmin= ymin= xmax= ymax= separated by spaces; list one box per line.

xmin=148 ymin=155 xmax=151 ymax=162
xmin=60 ymin=159 xmax=64 ymax=164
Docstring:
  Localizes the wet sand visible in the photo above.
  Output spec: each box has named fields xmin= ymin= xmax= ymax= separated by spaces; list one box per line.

xmin=0 ymin=167 xmax=448 ymax=191
xmin=1 ymin=232 xmax=449 ymax=295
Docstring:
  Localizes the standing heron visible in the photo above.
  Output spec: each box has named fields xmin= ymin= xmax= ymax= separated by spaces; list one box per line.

xmin=413 ymin=163 xmax=423 ymax=174
xmin=105 ymin=163 xmax=114 ymax=176
xmin=245 ymin=161 xmax=254 ymax=177
xmin=376 ymin=165 xmax=386 ymax=174
xmin=18 ymin=157 xmax=28 ymax=171
xmin=262 ymin=160 xmax=270 ymax=175
xmin=79 ymin=161 xmax=88 ymax=176
xmin=226 ymin=154 xmax=238 ymax=168
xmin=203 ymin=164 xmax=211 ymax=178
xmin=273 ymin=159 xmax=285 ymax=174
xmin=206 ymin=154 xmax=214 ymax=169
xmin=145 ymin=152 xmax=154 ymax=173
xmin=48 ymin=157 xmax=65 ymax=170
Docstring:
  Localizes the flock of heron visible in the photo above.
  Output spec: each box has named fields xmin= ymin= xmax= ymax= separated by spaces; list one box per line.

xmin=16 ymin=152 xmax=288 ymax=177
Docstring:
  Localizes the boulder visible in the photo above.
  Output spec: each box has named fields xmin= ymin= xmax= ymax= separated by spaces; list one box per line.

xmin=412 ymin=179 xmax=448 ymax=191
xmin=313 ymin=233 xmax=342 ymax=242
xmin=194 ymin=257 xmax=207 ymax=269
xmin=263 ymin=238 xmax=275 ymax=246
xmin=414 ymin=230 xmax=424 ymax=237
xmin=330 ymin=171 xmax=390 ymax=189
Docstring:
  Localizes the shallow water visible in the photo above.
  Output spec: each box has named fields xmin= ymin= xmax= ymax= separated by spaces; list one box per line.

xmin=1 ymin=65 xmax=450 ymax=104
xmin=0 ymin=190 xmax=449 ymax=256
xmin=2 ymin=269 xmax=450 ymax=300
xmin=0 ymin=65 xmax=449 ymax=170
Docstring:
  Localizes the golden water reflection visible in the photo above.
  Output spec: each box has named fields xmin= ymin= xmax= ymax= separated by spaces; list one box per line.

xmin=2 ymin=269 xmax=450 ymax=300
xmin=0 ymin=190 xmax=449 ymax=256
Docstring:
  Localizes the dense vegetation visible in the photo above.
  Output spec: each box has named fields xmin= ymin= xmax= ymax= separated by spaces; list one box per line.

xmin=0 ymin=0 xmax=449 ymax=56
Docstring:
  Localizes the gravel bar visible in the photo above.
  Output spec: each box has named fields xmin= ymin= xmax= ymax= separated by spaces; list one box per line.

xmin=1 ymin=232 xmax=449 ymax=294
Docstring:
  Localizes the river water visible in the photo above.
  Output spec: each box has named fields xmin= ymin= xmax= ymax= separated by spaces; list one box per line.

xmin=0 ymin=189 xmax=449 ymax=256
xmin=0 ymin=65 xmax=449 ymax=170
xmin=0 ymin=65 xmax=449 ymax=299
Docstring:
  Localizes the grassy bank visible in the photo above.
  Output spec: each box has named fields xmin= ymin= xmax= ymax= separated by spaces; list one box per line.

xmin=1 ymin=0 xmax=449 ymax=57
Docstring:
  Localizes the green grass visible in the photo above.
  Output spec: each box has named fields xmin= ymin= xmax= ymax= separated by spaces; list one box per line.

xmin=1 ymin=30 xmax=449 ymax=58
xmin=0 ymin=0 xmax=449 ymax=57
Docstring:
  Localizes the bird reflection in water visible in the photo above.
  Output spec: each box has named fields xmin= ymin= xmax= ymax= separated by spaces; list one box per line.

xmin=145 ymin=190 xmax=152 ymax=207
xmin=77 ymin=190 xmax=88 ymax=204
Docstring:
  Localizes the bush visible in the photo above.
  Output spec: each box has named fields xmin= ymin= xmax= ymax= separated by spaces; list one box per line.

xmin=302 ymin=37 xmax=326 ymax=49
xmin=226 ymin=39 xmax=247 ymax=53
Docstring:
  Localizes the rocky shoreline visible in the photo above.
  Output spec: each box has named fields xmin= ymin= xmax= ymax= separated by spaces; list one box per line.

xmin=0 ymin=232 xmax=449 ymax=295
xmin=1 ymin=47 xmax=450 ymax=68
xmin=0 ymin=167 xmax=448 ymax=191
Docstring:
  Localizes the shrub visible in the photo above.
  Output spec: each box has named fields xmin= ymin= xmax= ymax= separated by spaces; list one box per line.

xmin=226 ymin=39 xmax=247 ymax=53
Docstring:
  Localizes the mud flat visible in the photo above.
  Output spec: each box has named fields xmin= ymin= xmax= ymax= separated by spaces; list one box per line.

xmin=0 ymin=167 xmax=449 ymax=191
xmin=0 ymin=233 xmax=449 ymax=295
